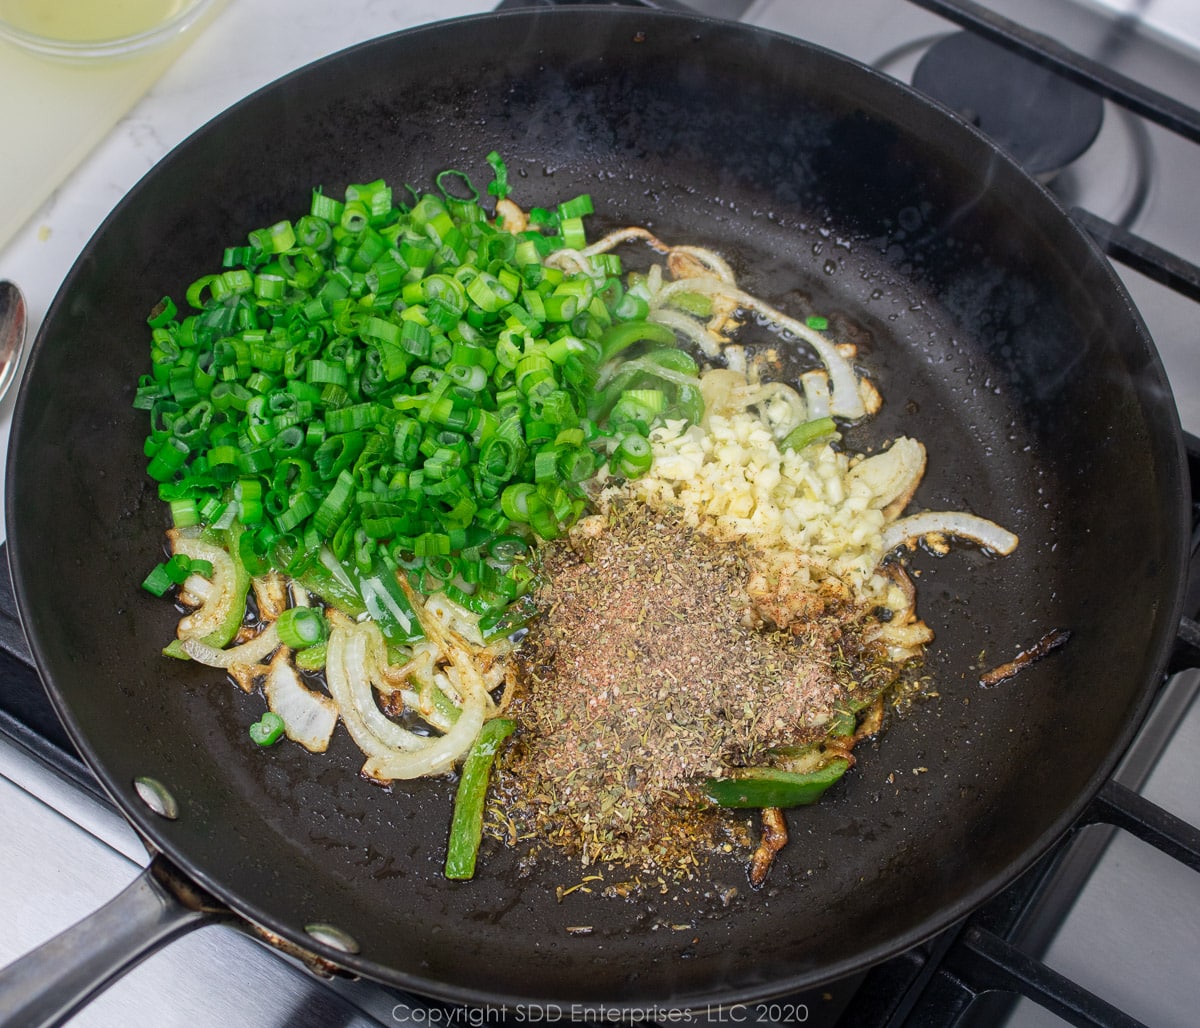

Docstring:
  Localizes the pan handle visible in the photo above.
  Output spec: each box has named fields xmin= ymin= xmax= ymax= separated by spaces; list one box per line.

xmin=0 ymin=853 xmax=231 ymax=1028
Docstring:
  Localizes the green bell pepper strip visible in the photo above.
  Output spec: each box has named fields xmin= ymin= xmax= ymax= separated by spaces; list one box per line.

xmin=597 ymin=319 xmax=677 ymax=363
xmin=444 ymin=717 xmax=516 ymax=880
xmin=590 ymin=349 xmax=702 ymax=423
xmin=702 ymin=757 xmax=851 ymax=809
xmin=829 ymin=708 xmax=857 ymax=738
xmin=479 ymin=593 xmax=539 ymax=644
xmin=781 ymin=416 xmax=837 ymax=453
xmin=277 ymin=540 xmax=422 ymax=644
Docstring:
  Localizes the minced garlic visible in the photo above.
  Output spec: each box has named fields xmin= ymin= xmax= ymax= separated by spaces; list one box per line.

xmin=604 ymin=412 xmax=897 ymax=619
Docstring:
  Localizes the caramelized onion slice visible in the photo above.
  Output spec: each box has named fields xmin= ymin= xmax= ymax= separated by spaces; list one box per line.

xmin=881 ymin=511 xmax=1019 ymax=556
xmin=181 ymin=622 xmax=280 ymax=668
xmin=847 ymin=437 xmax=926 ymax=520
xmin=263 ymin=649 xmax=337 ymax=753
xmin=324 ymin=614 xmax=489 ymax=782
xmin=649 ymin=307 xmax=724 ymax=357
xmin=345 ymin=624 xmax=428 ymax=752
xmin=324 ymin=623 xmax=427 ymax=761
xmin=363 ymin=583 xmax=490 ymax=781
xmin=361 ymin=681 xmax=485 ymax=782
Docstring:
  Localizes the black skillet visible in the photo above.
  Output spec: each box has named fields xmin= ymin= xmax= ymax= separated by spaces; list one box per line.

xmin=0 ymin=6 xmax=1189 ymax=1023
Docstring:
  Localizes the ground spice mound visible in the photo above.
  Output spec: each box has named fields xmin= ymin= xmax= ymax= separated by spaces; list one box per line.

xmin=490 ymin=502 xmax=884 ymax=879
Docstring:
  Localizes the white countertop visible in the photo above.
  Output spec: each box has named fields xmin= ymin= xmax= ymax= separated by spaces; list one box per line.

xmin=0 ymin=0 xmax=496 ymax=541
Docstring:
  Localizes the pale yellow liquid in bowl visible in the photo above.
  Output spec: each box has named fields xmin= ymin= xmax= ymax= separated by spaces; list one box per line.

xmin=0 ymin=0 xmax=199 ymax=43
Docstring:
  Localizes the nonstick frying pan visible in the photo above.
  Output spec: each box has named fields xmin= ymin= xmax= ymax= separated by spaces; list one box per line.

xmin=1 ymin=6 xmax=1189 ymax=1021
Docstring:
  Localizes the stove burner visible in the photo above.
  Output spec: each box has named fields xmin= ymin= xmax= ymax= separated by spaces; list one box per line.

xmin=912 ymin=31 xmax=1104 ymax=178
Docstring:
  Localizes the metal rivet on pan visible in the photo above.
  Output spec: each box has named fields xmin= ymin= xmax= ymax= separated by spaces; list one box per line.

xmin=132 ymin=776 xmax=179 ymax=819
xmin=304 ymin=923 xmax=360 ymax=954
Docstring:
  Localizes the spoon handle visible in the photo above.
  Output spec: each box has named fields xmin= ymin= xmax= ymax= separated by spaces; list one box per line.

xmin=0 ymin=280 xmax=28 ymax=402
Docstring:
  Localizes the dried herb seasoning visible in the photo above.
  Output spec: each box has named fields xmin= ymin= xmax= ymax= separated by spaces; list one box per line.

xmin=489 ymin=501 xmax=893 ymax=879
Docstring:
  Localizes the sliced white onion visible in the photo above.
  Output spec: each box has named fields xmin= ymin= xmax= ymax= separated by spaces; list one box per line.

xmin=252 ymin=572 xmax=289 ymax=621
xmin=263 ymin=651 xmax=337 ymax=753
xmin=395 ymin=644 xmax=455 ymax=732
xmin=654 ymin=276 xmax=866 ymax=420
xmin=645 ymin=263 xmax=663 ymax=295
xmin=180 ymin=574 xmax=216 ymax=605
xmin=667 ymin=244 xmax=736 ymax=283
xmin=543 ymin=248 xmax=593 ymax=276
xmin=362 ymin=582 xmax=490 ymax=781
xmin=882 ymin=511 xmax=1019 ymax=556
xmin=323 ymin=618 xmax=486 ymax=781
xmin=800 ymin=370 xmax=831 ymax=420
xmin=578 ymin=226 xmax=669 ymax=257
xmin=723 ymin=345 xmax=747 ymax=374
xmin=648 ymin=307 xmax=723 ymax=358
xmin=879 ymin=563 xmax=918 ymax=623
xmin=343 ymin=625 xmax=426 ymax=752
xmin=877 ymin=620 xmax=935 ymax=650
xmin=424 ymin=592 xmax=485 ymax=648
xmin=324 ymin=624 xmax=426 ymax=760
xmin=181 ymin=622 xmax=280 ymax=668
xmin=362 ymin=657 xmax=486 ymax=782
xmin=847 ymin=437 xmax=926 ymax=519
xmin=386 ymin=642 xmax=436 ymax=688
xmin=173 ymin=537 xmax=238 ymax=641
xmin=859 ymin=377 xmax=884 ymax=417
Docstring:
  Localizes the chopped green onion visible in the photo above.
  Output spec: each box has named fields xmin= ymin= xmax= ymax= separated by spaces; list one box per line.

xmin=169 ymin=497 xmax=200 ymax=528
xmin=141 ymin=552 xmax=213 ymax=595
xmin=294 ymin=642 xmax=327 ymax=672
xmin=614 ymin=433 xmax=653 ymax=478
xmin=249 ymin=711 xmax=286 ymax=747
xmin=485 ymin=151 xmax=511 ymax=200
xmin=138 ymin=159 xmax=707 ymax=643
xmin=557 ymin=194 xmax=594 ymax=220
xmin=275 ymin=607 xmax=327 ymax=649
xmin=140 ymin=563 xmax=175 ymax=597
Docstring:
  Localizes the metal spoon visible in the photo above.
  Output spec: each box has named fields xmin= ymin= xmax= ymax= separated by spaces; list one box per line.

xmin=0 ymin=280 xmax=28 ymax=403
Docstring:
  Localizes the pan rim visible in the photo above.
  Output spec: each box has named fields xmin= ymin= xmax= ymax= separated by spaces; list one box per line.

xmin=5 ymin=4 xmax=1191 ymax=1009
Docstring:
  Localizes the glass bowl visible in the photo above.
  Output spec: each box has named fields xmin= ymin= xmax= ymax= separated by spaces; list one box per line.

xmin=0 ymin=0 xmax=220 ymax=61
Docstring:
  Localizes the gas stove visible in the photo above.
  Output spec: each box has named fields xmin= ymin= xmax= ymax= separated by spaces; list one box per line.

xmin=0 ymin=1 xmax=1198 ymax=1026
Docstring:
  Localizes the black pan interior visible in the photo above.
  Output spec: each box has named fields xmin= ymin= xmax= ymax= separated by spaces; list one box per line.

xmin=6 ymin=8 xmax=1187 ymax=1008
